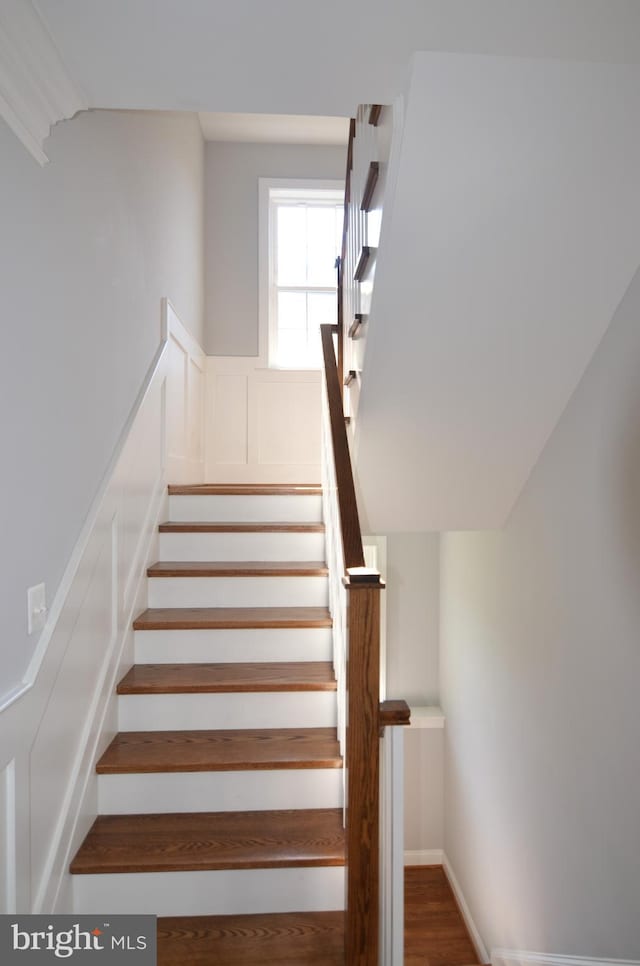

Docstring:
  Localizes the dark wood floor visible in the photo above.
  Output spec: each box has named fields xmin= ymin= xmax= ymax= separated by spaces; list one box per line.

xmin=405 ymin=866 xmax=480 ymax=966
xmin=157 ymin=865 xmax=481 ymax=965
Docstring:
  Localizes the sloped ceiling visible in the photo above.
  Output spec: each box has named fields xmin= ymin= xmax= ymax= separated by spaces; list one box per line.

xmin=353 ymin=53 xmax=640 ymax=531
xmin=32 ymin=0 xmax=640 ymax=117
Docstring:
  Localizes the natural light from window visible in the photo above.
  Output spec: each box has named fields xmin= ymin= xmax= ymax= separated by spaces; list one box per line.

xmin=268 ymin=185 xmax=344 ymax=369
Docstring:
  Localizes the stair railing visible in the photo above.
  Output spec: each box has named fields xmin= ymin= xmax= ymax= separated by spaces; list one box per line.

xmin=324 ymin=102 xmax=410 ymax=965
xmin=321 ymin=322 xmax=410 ymax=965
xmin=320 ymin=322 xmax=382 ymax=965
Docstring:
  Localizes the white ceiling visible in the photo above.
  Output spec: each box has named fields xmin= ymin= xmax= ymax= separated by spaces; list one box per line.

xmin=198 ymin=112 xmax=349 ymax=145
xmin=33 ymin=0 xmax=640 ymax=118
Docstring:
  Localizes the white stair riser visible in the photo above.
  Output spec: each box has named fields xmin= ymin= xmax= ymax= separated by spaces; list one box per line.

xmin=73 ymin=866 xmax=345 ymax=916
xmin=169 ymin=494 xmax=323 ymax=523
xmin=118 ymin=692 xmax=337 ymax=731
xmin=98 ymin=769 xmax=343 ymax=814
xmin=158 ymin=530 xmax=325 ymax=562
xmin=134 ymin=627 xmax=333 ymax=664
xmin=147 ymin=576 xmax=328 ymax=608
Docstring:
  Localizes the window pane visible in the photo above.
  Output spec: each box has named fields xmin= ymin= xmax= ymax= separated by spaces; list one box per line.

xmin=277 ymin=291 xmax=307 ymax=331
xmin=269 ymin=188 xmax=344 ymax=369
xmin=277 ymin=206 xmax=307 ymax=285
xmin=307 ymin=292 xmax=336 ymax=365
xmin=307 ymin=206 xmax=339 ymax=286
xmin=277 ymin=329 xmax=308 ymax=368
xmin=308 ymin=291 xmax=337 ymax=331
xmin=335 ymin=205 xmax=343 ymax=252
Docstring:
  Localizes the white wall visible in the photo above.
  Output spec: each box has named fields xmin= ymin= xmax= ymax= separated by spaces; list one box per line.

xmin=355 ymin=53 xmax=640 ymax=532
xmin=376 ymin=534 xmax=443 ymax=862
xmin=440 ymin=265 xmax=640 ymax=957
xmin=204 ymin=141 xmax=345 ymax=356
xmin=384 ymin=533 xmax=440 ymax=706
xmin=0 ymin=108 xmax=204 ymax=700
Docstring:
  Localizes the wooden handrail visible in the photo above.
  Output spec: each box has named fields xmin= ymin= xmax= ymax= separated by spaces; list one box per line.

xmin=379 ymin=699 xmax=411 ymax=731
xmin=321 ymin=320 xmax=384 ymax=964
xmin=320 ymin=324 xmax=365 ymax=570
xmin=329 ymin=101 xmax=408 ymax=965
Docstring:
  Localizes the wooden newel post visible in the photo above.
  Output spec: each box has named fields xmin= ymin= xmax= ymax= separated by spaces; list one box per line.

xmin=344 ymin=569 xmax=384 ymax=965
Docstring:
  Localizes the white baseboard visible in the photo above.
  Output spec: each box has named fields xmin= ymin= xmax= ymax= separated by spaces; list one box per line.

xmin=493 ymin=952 xmax=640 ymax=966
xmin=404 ymin=849 xmax=444 ymax=866
xmin=443 ymin=853 xmax=489 ymax=964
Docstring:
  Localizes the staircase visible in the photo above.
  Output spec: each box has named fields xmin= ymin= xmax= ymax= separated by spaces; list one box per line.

xmin=70 ymin=482 xmax=347 ymax=962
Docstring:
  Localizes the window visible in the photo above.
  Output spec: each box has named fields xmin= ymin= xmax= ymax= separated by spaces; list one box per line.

xmin=260 ymin=180 xmax=344 ymax=369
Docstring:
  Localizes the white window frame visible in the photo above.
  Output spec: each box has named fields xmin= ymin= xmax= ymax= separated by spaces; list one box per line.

xmin=258 ymin=177 xmax=345 ymax=369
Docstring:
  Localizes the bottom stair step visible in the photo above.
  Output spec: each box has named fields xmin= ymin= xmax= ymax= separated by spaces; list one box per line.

xmin=71 ymin=808 xmax=345 ymax=916
xmin=157 ymin=911 xmax=345 ymax=965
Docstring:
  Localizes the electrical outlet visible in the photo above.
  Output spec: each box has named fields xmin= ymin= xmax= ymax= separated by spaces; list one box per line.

xmin=27 ymin=583 xmax=47 ymax=635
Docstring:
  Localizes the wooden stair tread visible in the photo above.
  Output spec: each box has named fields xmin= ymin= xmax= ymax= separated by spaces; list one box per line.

xmin=157 ymin=911 xmax=345 ymax=965
xmin=159 ymin=521 xmax=326 ymax=533
xmin=70 ymin=808 xmax=345 ymax=874
xmin=147 ymin=561 xmax=329 ymax=577
xmin=168 ymin=484 xmax=322 ymax=496
xmin=97 ymin=728 xmax=342 ymax=773
xmin=133 ymin=606 xmax=333 ymax=631
xmin=117 ymin=662 xmax=337 ymax=694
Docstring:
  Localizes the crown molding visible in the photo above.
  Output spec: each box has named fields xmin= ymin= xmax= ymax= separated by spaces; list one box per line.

xmin=0 ymin=0 xmax=87 ymax=164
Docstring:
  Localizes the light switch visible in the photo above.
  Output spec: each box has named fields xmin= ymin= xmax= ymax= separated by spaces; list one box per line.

xmin=27 ymin=583 xmax=47 ymax=635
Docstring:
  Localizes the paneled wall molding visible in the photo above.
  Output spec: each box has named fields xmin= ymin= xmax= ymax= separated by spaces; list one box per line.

xmin=0 ymin=299 xmax=204 ymax=915
xmin=493 ymin=951 xmax=640 ymax=966
xmin=205 ymin=356 xmax=322 ymax=483
xmin=165 ymin=299 xmax=206 ymax=484
xmin=0 ymin=0 xmax=87 ymax=164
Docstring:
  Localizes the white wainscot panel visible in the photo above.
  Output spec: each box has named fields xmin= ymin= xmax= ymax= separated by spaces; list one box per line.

xmin=0 ymin=299 xmax=203 ymax=917
xmin=206 ymin=359 xmax=322 ymax=484
xmin=166 ymin=335 xmax=187 ymax=464
xmin=253 ymin=378 xmax=321 ymax=466
xmin=212 ymin=373 xmax=248 ymax=465
xmin=188 ymin=357 xmax=205 ymax=466
xmin=117 ymin=377 xmax=165 ymax=610
xmin=165 ymin=301 xmax=205 ymax=484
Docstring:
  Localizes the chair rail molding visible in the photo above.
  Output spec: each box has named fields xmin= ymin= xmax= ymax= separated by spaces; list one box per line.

xmin=0 ymin=0 xmax=87 ymax=164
